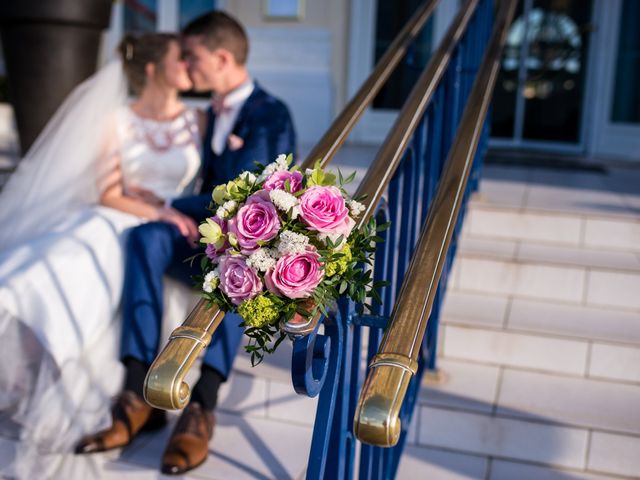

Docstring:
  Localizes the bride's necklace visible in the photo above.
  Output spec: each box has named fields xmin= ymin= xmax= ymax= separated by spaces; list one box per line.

xmin=140 ymin=124 xmax=175 ymax=152
xmin=133 ymin=114 xmax=183 ymax=153
xmin=132 ymin=104 xmax=185 ymax=153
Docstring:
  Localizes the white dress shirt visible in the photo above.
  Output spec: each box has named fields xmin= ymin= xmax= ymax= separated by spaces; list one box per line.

xmin=211 ymin=79 xmax=255 ymax=155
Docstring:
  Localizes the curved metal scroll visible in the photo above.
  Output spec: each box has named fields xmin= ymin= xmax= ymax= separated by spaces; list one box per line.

xmin=144 ymin=301 xmax=224 ymax=410
xmin=291 ymin=314 xmax=331 ymax=397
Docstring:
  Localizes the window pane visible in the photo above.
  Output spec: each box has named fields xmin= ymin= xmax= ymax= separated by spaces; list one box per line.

xmin=124 ymin=0 xmax=157 ymax=33
xmin=180 ymin=0 xmax=217 ymax=29
xmin=610 ymin=0 xmax=640 ymax=124
xmin=372 ymin=0 xmax=433 ymax=110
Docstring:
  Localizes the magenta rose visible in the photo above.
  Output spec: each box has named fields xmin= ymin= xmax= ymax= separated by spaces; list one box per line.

xmin=263 ymin=170 xmax=303 ymax=193
xmin=204 ymin=216 xmax=229 ymax=261
xmin=218 ymin=255 xmax=263 ymax=305
xmin=265 ymin=249 xmax=324 ymax=299
xmin=228 ymin=192 xmax=281 ymax=254
xmin=298 ymin=186 xmax=355 ymax=237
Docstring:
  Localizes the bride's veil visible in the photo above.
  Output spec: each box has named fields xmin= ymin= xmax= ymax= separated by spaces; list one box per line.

xmin=0 ymin=60 xmax=127 ymax=252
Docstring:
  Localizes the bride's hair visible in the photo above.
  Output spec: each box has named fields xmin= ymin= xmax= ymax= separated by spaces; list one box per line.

xmin=117 ymin=33 xmax=179 ymax=94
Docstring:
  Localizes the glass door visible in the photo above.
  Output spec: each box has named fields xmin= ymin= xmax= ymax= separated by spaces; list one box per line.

xmin=491 ymin=0 xmax=594 ymax=151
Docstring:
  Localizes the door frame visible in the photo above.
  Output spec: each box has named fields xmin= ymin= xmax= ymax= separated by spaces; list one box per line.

xmin=346 ymin=0 xmax=460 ymax=144
xmin=587 ymin=0 xmax=640 ymax=160
xmin=489 ymin=0 xmax=599 ymax=155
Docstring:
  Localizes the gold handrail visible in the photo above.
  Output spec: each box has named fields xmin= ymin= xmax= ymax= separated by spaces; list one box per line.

xmin=143 ymin=0 xmax=441 ymax=411
xmin=354 ymin=0 xmax=518 ymax=447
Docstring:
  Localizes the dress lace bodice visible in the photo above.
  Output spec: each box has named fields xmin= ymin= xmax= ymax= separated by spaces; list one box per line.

xmin=117 ymin=107 xmax=201 ymax=200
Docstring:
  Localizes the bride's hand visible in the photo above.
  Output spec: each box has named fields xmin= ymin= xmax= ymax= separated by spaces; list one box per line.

xmin=157 ymin=207 xmax=199 ymax=244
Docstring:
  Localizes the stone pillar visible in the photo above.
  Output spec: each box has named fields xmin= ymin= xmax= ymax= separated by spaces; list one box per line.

xmin=0 ymin=0 xmax=112 ymax=153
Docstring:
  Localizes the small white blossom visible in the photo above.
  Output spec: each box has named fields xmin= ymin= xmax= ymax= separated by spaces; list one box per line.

xmin=246 ymin=248 xmax=277 ymax=272
xmin=348 ymin=199 xmax=365 ymax=217
xmin=305 ymin=168 xmax=314 ymax=176
xmin=257 ymin=163 xmax=276 ymax=182
xmin=269 ymin=189 xmax=298 ymax=213
xmin=274 ymin=154 xmax=289 ymax=170
xmin=202 ymin=269 xmax=219 ymax=293
xmin=275 ymin=230 xmax=309 ymax=256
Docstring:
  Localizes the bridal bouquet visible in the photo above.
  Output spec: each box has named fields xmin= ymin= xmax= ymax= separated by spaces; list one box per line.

xmin=196 ymin=154 xmax=386 ymax=365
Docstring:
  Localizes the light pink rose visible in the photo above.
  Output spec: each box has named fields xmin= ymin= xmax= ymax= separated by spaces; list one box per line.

xmin=228 ymin=192 xmax=281 ymax=254
xmin=204 ymin=216 xmax=229 ymax=261
xmin=298 ymin=186 xmax=355 ymax=237
xmin=263 ymin=170 xmax=303 ymax=193
xmin=218 ymin=255 xmax=263 ymax=305
xmin=265 ymin=249 xmax=324 ymax=299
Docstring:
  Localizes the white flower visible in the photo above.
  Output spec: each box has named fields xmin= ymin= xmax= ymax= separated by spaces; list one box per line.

xmin=222 ymin=200 xmax=237 ymax=213
xmin=305 ymin=168 xmax=314 ymax=176
xmin=216 ymin=200 xmax=238 ymax=219
xmin=241 ymin=172 xmax=257 ymax=184
xmin=216 ymin=206 xmax=228 ymax=219
xmin=274 ymin=154 xmax=289 ymax=170
xmin=348 ymin=199 xmax=365 ymax=217
xmin=202 ymin=269 xmax=220 ymax=293
xmin=269 ymin=189 xmax=298 ymax=213
xmin=246 ymin=248 xmax=277 ymax=272
xmin=275 ymin=230 xmax=309 ymax=256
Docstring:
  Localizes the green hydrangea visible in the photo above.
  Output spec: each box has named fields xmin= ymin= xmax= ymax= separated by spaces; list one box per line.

xmin=325 ymin=244 xmax=352 ymax=277
xmin=238 ymin=295 xmax=281 ymax=328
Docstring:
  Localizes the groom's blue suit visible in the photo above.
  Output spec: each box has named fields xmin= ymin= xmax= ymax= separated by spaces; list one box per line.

xmin=120 ymin=83 xmax=296 ymax=379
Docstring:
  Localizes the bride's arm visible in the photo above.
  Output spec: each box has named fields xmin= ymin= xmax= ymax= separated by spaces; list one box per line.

xmin=99 ymin=156 xmax=199 ymax=241
xmin=99 ymin=159 xmax=163 ymax=220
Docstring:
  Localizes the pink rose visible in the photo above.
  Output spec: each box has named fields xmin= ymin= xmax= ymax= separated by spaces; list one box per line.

xmin=298 ymin=186 xmax=355 ymax=237
xmin=218 ymin=255 xmax=263 ymax=305
xmin=263 ymin=170 xmax=303 ymax=193
xmin=228 ymin=192 xmax=281 ymax=254
xmin=265 ymin=249 xmax=324 ymax=299
xmin=204 ymin=216 xmax=229 ymax=261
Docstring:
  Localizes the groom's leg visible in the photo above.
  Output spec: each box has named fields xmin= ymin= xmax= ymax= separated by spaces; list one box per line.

xmin=190 ymin=313 xmax=245 ymax=409
xmin=120 ymin=222 xmax=189 ymax=379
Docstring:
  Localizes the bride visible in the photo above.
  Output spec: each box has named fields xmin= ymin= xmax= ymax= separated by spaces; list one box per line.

xmin=0 ymin=33 xmax=202 ymax=478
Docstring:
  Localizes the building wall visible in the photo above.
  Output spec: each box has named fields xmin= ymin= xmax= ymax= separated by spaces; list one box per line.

xmin=226 ymin=0 xmax=351 ymax=146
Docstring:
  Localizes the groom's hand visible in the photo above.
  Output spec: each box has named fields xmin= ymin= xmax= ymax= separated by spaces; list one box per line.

xmin=157 ymin=207 xmax=199 ymax=244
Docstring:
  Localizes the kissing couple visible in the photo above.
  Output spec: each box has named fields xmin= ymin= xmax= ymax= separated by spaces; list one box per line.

xmin=0 ymin=10 xmax=295 ymax=478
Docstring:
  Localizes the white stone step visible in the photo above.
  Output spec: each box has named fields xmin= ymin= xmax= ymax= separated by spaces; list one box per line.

xmin=463 ymin=203 xmax=640 ymax=253
xmin=457 ymin=236 xmax=640 ymax=272
xmin=414 ymin=359 xmax=640 ymax=478
xmin=441 ymin=290 xmax=640 ymax=347
xmin=448 ymin=255 xmax=640 ymax=311
xmin=440 ymin=322 xmax=640 ymax=385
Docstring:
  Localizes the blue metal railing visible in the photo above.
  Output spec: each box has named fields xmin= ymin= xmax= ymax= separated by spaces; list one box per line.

xmin=289 ymin=0 xmax=497 ymax=478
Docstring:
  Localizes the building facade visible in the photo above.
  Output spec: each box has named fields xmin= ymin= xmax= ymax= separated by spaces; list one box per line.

xmin=2 ymin=0 xmax=639 ymax=161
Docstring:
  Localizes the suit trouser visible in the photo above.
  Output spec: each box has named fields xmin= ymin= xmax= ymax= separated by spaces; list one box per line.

xmin=120 ymin=222 xmax=244 ymax=380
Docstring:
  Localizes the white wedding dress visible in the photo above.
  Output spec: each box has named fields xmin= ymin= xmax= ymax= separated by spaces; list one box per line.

xmin=0 ymin=89 xmax=202 ymax=479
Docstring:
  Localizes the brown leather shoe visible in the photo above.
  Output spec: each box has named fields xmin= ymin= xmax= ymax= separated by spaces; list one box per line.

xmin=161 ymin=402 xmax=214 ymax=475
xmin=75 ymin=390 xmax=166 ymax=454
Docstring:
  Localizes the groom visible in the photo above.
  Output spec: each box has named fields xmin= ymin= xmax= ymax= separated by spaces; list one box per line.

xmin=76 ymin=11 xmax=296 ymax=475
